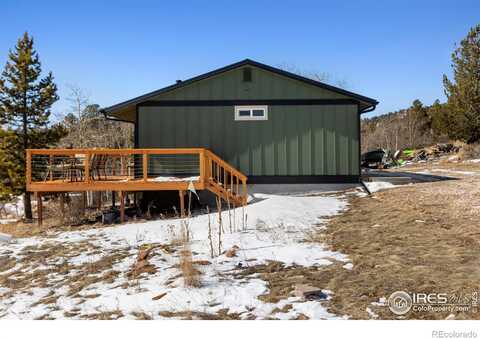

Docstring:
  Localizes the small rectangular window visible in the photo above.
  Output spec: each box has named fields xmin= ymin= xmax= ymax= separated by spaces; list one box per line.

xmin=243 ymin=68 xmax=252 ymax=82
xmin=234 ymin=106 xmax=268 ymax=121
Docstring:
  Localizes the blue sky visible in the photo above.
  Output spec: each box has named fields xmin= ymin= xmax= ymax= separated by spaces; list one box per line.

xmin=0 ymin=1 xmax=478 ymax=118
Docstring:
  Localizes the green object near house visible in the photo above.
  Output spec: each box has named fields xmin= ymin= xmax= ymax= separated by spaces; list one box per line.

xmin=402 ymin=149 xmax=414 ymax=157
xmin=102 ymin=59 xmax=378 ymax=183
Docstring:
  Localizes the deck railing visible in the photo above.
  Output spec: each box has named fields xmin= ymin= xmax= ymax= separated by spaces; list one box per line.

xmin=205 ymin=150 xmax=248 ymax=205
xmin=26 ymin=148 xmax=248 ymax=205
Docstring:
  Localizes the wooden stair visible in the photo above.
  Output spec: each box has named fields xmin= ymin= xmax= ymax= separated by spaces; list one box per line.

xmin=204 ymin=150 xmax=248 ymax=207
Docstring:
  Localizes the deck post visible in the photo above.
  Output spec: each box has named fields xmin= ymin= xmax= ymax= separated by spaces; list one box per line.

xmin=199 ymin=150 xmax=205 ymax=184
xmin=59 ymin=193 xmax=65 ymax=225
xmin=143 ymin=152 xmax=148 ymax=181
xmin=26 ymin=150 xmax=32 ymax=187
xmin=85 ymin=150 xmax=90 ymax=183
xmin=49 ymin=154 xmax=53 ymax=181
xmin=179 ymin=190 xmax=185 ymax=217
xmin=121 ymin=156 xmax=125 ymax=176
xmin=120 ymin=191 xmax=125 ymax=223
xmin=36 ymin=192 xmax=43 ymax=226
xmin=95 ymin=192 xmax=101 ymax=211
xmin=208 ymin=158 xmax=212 ymax=181
xmin=82 ymin=192 xmax=87 ymax=216
xmin=242 ymin=179 xmax=247 ymax=205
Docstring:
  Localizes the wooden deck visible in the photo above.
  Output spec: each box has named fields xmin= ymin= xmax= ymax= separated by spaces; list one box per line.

xmin=26 ymin=148 xmax=248 ymax=224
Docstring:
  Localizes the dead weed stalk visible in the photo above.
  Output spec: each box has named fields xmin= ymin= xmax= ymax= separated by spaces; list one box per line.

xmin=179 ymin=241 xmax=201 ymax=288
xmin=216 ymin=197 xmax=223 ymax=255
xmin=207 ymin=206 xmax=214 ymax=259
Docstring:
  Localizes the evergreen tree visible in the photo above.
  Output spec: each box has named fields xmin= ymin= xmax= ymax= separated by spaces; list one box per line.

xmin=0 ymin=32 xmax=65 ymax=220
xmin=0 ymin=129 xmax=22 ymax=204
xmin=443 ymin=24 xmax=480 ymax=143
xmin=428 ymin=99 xmax=451 ymax=139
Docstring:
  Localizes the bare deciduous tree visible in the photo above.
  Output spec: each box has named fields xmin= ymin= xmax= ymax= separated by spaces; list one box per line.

xmin=362 ymin=100 xmax=434 ymax=153
xmin=59 ymin=86 xmax=133 ymax=149
xmin=277 ymin=63 xmax=349 ymax=89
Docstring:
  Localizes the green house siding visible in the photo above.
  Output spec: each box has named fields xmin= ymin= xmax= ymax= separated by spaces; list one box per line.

xmin=128 ymin=64 xmax=369 ymax=180
xmin=101 ymin=59 xmax=377 ymax=182
xmin=138 ymin=104 xmax=359 ymax=177
xmin=152 ymin=65 xmax=350 ymax=101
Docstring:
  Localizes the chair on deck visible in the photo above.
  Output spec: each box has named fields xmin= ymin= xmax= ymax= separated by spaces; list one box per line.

xmin=62 ymin=157 xmax=85 ymax=182
xmin=43 ymin=158 xmax=66 ymax=182
xmin=90 ymin=154 xmax=108 ymax=181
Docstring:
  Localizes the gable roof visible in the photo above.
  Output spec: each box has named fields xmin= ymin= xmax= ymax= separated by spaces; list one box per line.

xmin=102 ymin=59 xmax=378 ymax=122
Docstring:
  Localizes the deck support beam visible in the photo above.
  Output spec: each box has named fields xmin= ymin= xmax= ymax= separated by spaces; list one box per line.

xmin=82 ymin=192 xmax=87 ymax=216
xmin=59 ymin=193 xmax=65 ymax=225
xmin=36 ymin=192 xmax=43 ymax=226
xmin=120 ymin=191 xmax=125 ymax=223
xmin=96 ymin=192 xmax=102 ymax=211
xmin=179 ymin=190 xmax=185 ymax=217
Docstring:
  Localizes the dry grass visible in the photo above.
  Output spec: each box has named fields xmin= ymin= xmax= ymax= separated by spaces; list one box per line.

xmin=393 ymin=158 xmax=480 ymax=174
xmin=127 ymin=243 xmax=172 ymax=280
xmin=0 ymin=220 xmax=53 ymax=238
xmin=0 ymin=239 xmax=132 ymax=307
xmin=179 ymin=245 xmax=201 ymax=288
xmin=157 ymin=309 xmax=244 ymax=320
xmin=0 ymin=217 xmax=109 ymax=238
xmin=317 ymin=164 xmax=480 ymax=319
xmin=131 ymin=311 xmax=153 ymax=320
xmin=79 ymin=310 xmax=124 ymax=320
xmin=167 ymin=216 xmax=202 ymax=288
xmin=457 ymin=142 xmax=480 ymax=160
xmin=234 ymin=260 xmax=337 ymax=304
xmin=233 ymin=163 xmax=480 ymax=319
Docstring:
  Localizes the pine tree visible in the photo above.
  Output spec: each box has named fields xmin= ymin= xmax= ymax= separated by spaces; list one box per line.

xmin=0 ymin=129 xmax=22 ymax=204
xmin=428 ymin=100 xmax=450 ymax=139
xmin=443 ymin=24 xmax=480 ymax=143
xmin=0 ymin=32 xmax=65 ymax=220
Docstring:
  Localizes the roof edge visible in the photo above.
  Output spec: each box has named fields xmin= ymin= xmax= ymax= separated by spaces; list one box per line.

xmin=102 ymin=58 xmax=378 ymax=114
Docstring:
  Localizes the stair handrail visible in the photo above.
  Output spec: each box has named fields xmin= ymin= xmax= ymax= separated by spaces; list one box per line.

xmin=204 ymin=150 xmax=247 ymax=181
xmin=204 ymin=149 xmax=248 ymax=205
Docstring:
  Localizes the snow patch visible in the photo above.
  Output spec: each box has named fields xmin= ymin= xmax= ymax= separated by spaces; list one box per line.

xmin=467 ymin=159 xmax=480 ymax=163
xmin=364 ymin=181 xmax=397 ymax=193
xmin=0 ymin=192 xmax=352 ymax=319
xmin=418 ymin=169 xmax=478 ymax=176
xmin=431 ymin=168 xmax=478 ymax=175
xmin=366 ymin=307 xmax=378 ymax=319
xmin=149 ymin=176 xmax=200 ymax=182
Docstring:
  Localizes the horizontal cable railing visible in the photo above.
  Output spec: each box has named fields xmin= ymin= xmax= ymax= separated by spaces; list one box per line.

xmin=27 ymin=148 xmax=205 ymax=185
xmin=26 ymin=148 xmax=247 ymax=205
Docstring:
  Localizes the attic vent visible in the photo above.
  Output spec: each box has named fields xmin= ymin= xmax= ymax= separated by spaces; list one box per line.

xmin=243 ymin=68 xmax=252 ymax=82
